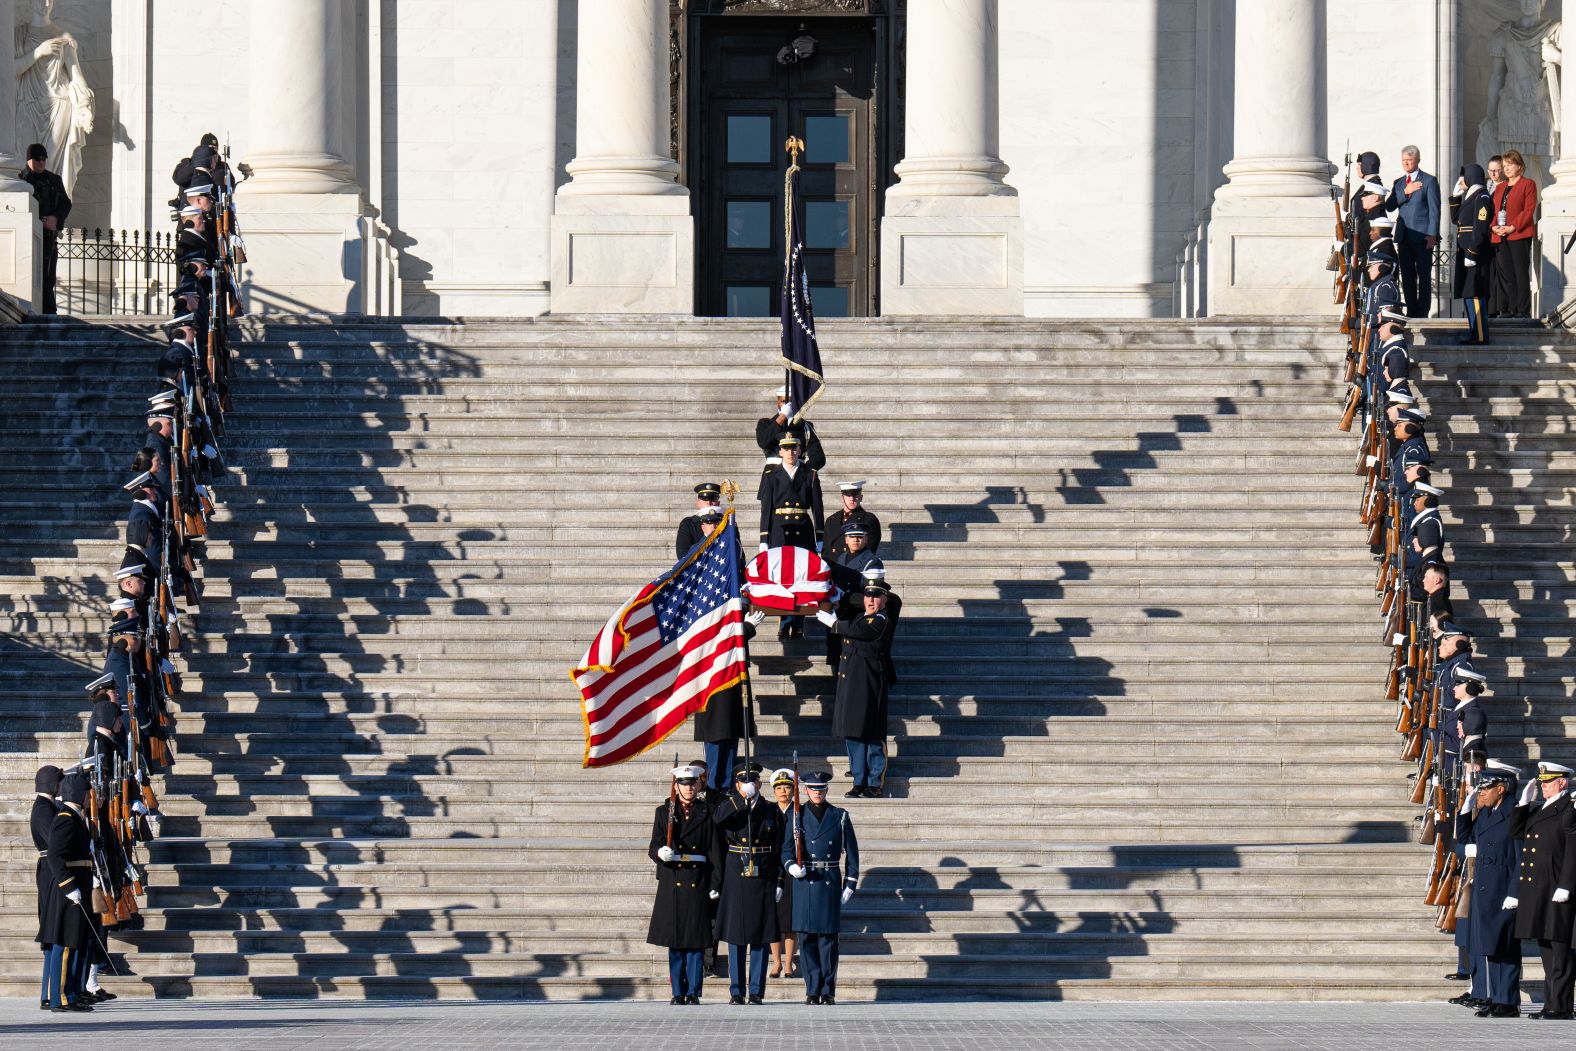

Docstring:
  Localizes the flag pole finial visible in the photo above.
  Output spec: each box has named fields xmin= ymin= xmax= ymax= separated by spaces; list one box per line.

xmin=720 ymin=480 xmax=739 ymax=506
xmin=785 ymin=136 xmax=804 ymax=167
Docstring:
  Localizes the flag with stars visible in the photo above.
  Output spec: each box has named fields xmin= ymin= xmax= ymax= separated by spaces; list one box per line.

xmin=574 ymin=510 xmax=748 ymax=767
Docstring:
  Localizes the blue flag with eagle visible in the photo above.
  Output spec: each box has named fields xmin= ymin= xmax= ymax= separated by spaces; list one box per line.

xmin=780 ymin=161 xmax=825 ymax=423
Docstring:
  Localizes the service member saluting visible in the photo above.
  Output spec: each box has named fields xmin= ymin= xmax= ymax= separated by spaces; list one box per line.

xmin=1456 ymin=761 xmax=1524 ymax=1018
xmin=782 ymin=770 xmax=858 ymax=1005
xmin=647 ymin=764 xmax=714 ymax=1005
xmin=1512 ymin=761 xmax=1576 ymax=1020
xmin=816 ymin=579 xmax=896 ymax=799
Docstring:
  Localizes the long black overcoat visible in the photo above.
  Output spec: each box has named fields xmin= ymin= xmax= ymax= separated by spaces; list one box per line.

xmin=646 ymin=798 xmax=716 ymax=950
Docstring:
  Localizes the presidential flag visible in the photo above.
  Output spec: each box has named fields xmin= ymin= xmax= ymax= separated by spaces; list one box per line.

xmin=744 ymin=545 xmax=833 ymax=612
xmin=780 ymin=161 xmax=825 ymax=423
xmin=573 ymin=510 xmax=749 ymax=767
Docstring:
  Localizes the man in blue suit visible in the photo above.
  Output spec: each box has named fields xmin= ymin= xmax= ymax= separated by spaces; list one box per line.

xmin=1386 ymin=146 xmax=1441 ymax=317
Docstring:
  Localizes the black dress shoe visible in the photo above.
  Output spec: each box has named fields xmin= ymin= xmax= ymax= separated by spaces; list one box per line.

xmin=685 ymin=995 xmax=699 ymax=1005
xmin=1444 ymin=971 xmax=1469 ymax=981
xmin=806 ymin=995 xmax=820 ymax=1005
xmin=1529 ymin=1009 xmax=1572 ymax=1020
xmin=845 ymin=786 xmax=864 ymax=798
xmin=39 ymin=1001 xmax=49 ymax=1011
xmin=1475 ymin=1003 xmax=1519 ymax=1018
xmin=671 ymin=995 xmax=685 ymax=1005
xmin=89 ymin=990 xmax=116 ymax=1003
xmin=865 ymin=787 xmax=884 ymax=798
xmin=821 ymin=995 xmax=835 ymax=1005
xmin=729 ymin=994 xmax=745 ymax=1005
xmin=1448 ymin=992 xmax=1476 ymax=1006
xmin=747 ymin=994 xmax=764 ymax=1005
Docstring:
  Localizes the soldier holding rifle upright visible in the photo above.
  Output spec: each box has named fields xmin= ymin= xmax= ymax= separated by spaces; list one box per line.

xmin=782 ymin=770 xmax=858 ymax=1005
xmin=647 ymin=763 xmax=714 ymax=1005
xmin=1456 ymin=761 xmax=1524 ymax=1018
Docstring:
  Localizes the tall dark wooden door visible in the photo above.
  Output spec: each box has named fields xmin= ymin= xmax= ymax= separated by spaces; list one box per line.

xmin=692 ymin=18 xmax=877 ymax=317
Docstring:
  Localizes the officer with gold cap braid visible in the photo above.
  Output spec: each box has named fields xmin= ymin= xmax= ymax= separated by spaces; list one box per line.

xmin=1512 ymin=761 xmax=1576 ymax=1019
xmin=758 ymin=433 xmax=824 ymax=640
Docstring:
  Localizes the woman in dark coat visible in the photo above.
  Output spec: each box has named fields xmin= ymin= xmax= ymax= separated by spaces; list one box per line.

xmin=646 ymin=765 xmax=715 ymax=1004
xmin=41 ymin=771 xmax=95 ymax=1011
xmin=32 ymin=765 xmax=61 ymax=1008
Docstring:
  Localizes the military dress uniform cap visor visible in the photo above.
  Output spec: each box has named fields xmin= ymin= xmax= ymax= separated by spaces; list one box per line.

xmin=777 ymin=433 xmax=801 ymax=448
xmin=166 ymin=312 xmax=197 ymax=329
xmin=110 ymin=598 xmax=137 ymax=613
xmin=771 ymin=768 xmax=795 ymax=787
xmin=733 ymin=764 xmax=763 ymax=782
xmin=107 ymin=614 xmax=140 ymax=637
xmin=1538 ymin=762 xmax=1576 ymax=780
xmin=1478 ymin=767 xmax=1517 ymax=787
xmin=771 ymin=386 xmax=788 ymax=399
xmin=115 ymin=563 xmax=146 ymax=580
xmin=83 ymin=672 xmax=115 ymax=694
xmin=862 ymin=582 xmax=890 ymax=596
xmin=1456 ymin=668 xmax=1488 ymax=684
xmin=861 ymin=565 xmax=886 ymax=580
xmin=1378 ymin=307 xmax=1409 ymax=326
xmin=693 ymin=482 xmax=721 ymax=498
xmin=1438 ymin=621 xmax=1470 ymax=638
xmin=1398 ymin=408 xmax=1427 ymax=423
xmin=185 ymin=183 xmax=214 ymax=197
xmin=1414 ymin=481 xmax=1445 ymax=497
xmin=843 ymin=525 xmax=867 ymax=538
xmin=838 ymin=481 xmax=867 ymax=492
xmin=671 ymin=765 xmax=703 ymax=783
xmin=180 ymin=204 xmax=203 ymax=217
xmin=149 ymin=390 xmax=178 ymax=407
xmin=698 ymin=506 xmax=725 ymax=522
xmin=801 ymin=773 xmax=832 ymax=790
xmin=1387 ymin=390 xmax=1416 ymax=405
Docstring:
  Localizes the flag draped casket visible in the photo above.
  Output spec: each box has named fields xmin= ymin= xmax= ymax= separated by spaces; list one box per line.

xmin=573 ymin=514 xmax=748 ymax=767
xmin=744 ymin=546 xmax=833 ymax=614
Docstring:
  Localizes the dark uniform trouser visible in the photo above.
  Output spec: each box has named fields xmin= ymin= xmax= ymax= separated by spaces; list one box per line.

xmin=41 ymin=227 xmax=58 ymax=314
xmin=800 ymin=932 xmax=838 ymax=997
xmin=728 ymin=943 xmax=768 ymax=998
xmin=668 ymin=949 xmax=704 ymax=998
xmin=1484 ymin=953 xmax=1521 ymax=1007
xmin=1540 ymin=939 xmax=1576 ymax=1014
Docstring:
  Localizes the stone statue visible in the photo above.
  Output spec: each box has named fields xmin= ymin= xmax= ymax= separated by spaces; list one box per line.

xmin=14 ymin=0 xmax=92 ymax=195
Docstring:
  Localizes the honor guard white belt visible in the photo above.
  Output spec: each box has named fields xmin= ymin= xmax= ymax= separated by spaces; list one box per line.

xmin=807 ymin=861 xmax=839 ymax=870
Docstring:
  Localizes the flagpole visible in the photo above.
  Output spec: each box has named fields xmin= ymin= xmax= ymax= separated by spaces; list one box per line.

xmin=783 ymin=137 xmax=802 ymax=410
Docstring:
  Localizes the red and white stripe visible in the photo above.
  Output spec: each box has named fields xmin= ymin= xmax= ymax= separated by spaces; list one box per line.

xmin=744 ymin=546 xmax=833 ymax=612
xmin=574 ymin=587 xmax=747 ymax=768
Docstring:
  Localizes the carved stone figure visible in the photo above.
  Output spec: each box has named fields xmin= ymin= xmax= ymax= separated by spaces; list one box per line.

xmin=1478 ymin=0 xmax=1561 ymax=187
xmin=15 ymin=0 xmax=93 ymax=195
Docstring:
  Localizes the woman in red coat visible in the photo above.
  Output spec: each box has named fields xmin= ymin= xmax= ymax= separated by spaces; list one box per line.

xmin=1490 ymin=149 xmax=1537 ymax=318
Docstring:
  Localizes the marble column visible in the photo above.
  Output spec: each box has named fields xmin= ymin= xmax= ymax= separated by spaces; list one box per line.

xmin=238 ymin=0 xmax=370 ymax=315
xmin=1206 ymin=0 xmax=1336 ymax=315
xmin=550 ymin=0 xmax=693 ymax=313
xmin=881 ymin=0 xmax=1022 ymax=315
xmin=0 ymin=0 xmax=39 ymax=310
xmin=1539 ymin=23 xmax=1576 ymax=312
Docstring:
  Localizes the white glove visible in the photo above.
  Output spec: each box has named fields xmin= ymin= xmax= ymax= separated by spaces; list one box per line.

xmin=815 ymin=610 xmax=836 ymax=628
xmin=1503 ymin=896 xmax=1519 ymax=910
xmin=841 ymin=887 xmax=854 ymax=905
xmin=775 ymin=886 xmax=783 ymax=902
xmin=746 ymin=610 xmax=766 ymax=626
xmin=1464 ymin=256 xmax=1476 ymax=268
xmin=759 ymin=543 xmax=769 ymax=554
xmin=781 ymin=403 xmax=795 ymax=420
xmin=709 ymin=890 xmax=719 ymax=900
xmin=1465 ymin=844 xmax=1477 ymax=858
xmin=91 ymin=877 xmax=101 ymax=890
xmin=66 ymin=889 xmax=82 ymax=904
xmin=1520 ymin=779 xmax=1540 ymax=805
xmin=657 ymin=846 xmax=675 ymax=863
xmin=1554 ymin=889 xmax=1571 ymax=904
xmin=788 ymin=863 xmax=806 ymax=879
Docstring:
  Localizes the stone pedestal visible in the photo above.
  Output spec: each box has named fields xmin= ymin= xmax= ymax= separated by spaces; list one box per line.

xmin=1206 ymin=0 xmax=1335 ymax=316
xmin=550 ymin=0 xmax=692 ymax=314
xmin=235 ymin=192 xmax=365 ymax=317
xmin=881 ymin=0 xmax=1021 ymax=316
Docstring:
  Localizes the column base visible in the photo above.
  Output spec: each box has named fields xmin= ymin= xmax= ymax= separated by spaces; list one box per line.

xmin=1538 ymin=184 xmax=1576 ymax=315
xmin=879 ymin=196 xmax=1023 ymax=317
xmin=550 ymin=194 xmax=694 ymax=314
xmin=1205 ymin=193 xmax=1338 ymax=316
xmin=0 ymin=190 xmax=40 ymax=312
xmin=236 ymin=191 xmax=369 ymax=317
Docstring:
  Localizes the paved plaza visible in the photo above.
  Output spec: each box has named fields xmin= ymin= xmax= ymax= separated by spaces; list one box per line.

xmin=0 ymin=999 xmax=1566 ymax=1050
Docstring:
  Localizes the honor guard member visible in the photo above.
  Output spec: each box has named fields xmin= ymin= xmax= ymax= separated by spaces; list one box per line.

xmin=816 ymin=580 xmax=895 ymax=798
xmin=1364 ymin=240 xmax=1401 ymax=346
xmin=176 ymin=205 xmax=216 ymax=266
xmin=694 ymin=596 xmax=761 ymax=805
xmin=824 ymin=481 xmax=881 ymax=559
xmin=32 ymin=764 xmax=62 ymax=1010
xmin=712 ymin=766 xmax=782 ymax=1004
xmin=1377 ymin=310 xmax=1412 ymax=385
xmin=647 ymin=764 xmax=715 ymax=1005
xmin=41 ymin=770 xmax=95 ymax=1012
xmin=755 ymin=387 xmax=825 ymax=489
xmin=1390 ymin=409 xmax=1431 ymax=488
xmin=676 ymin=483 xmax=723 ymax=559
xmin=1452 ymin=672 xmax=1489 ymax=762
xmin=782 ymin=770 xmax=859 ymax=1004
xmin=825 ymin=524 xmax=882 ymax=668
xmin=1350 ymin=151 xmax=1388 ymax=253
xmin=1451 ymin=164 xmax=1493 ymax=344
xmin=1406 ymin=481 xmax=1445 ymax=588
xmin=1456 ymin=761 xmax=1525 ymax=1017
xmin=759 ymin=433 xmax=825 ymax=639
xmin=1512 ymin=761 xmax=1576 ymax=1019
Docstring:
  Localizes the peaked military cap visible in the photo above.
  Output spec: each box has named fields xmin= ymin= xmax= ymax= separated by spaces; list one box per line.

xmin=693 ymin=482 xmax=721 ymax=500
xmin=1538 ymin=762 xmax=1575 ymax=781
xmin=843 ymin=524 xmax=867 ymax=538
xmin=837 ymin=480 xmax=867 ymax=493
xmin=777 ymin=433 xmax=801 ymax=448
xmin=1479 ymin=761 xmax=1519 ymax=785
xmin=771 ymin=767 xmax=795 ymax=788
xmin=697 ymin=505 xmax=725 ymax=522
xmin=83 ymin=672 xmax=115 ymax=696
xmin=670 ymin=764 xmax=703 ymax=783
xmin=801 ymin=771 xmax=832 ymax=790
xmin=733 ymin=762 xmax=764 ymax=782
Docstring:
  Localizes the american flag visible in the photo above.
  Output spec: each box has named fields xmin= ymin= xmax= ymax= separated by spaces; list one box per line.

xmin=574 ymin=510 xmax=748 ymax=767
xmin=744 ymin=545 xmax=833 ymax=612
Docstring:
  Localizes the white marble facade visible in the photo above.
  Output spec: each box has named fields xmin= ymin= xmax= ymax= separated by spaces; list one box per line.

xmin=2 ymin=0 xmax=1557 ymax=316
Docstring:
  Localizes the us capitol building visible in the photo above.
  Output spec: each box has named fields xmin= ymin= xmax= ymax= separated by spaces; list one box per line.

xmin=0 ymin=0 xmax=1568 ymax=321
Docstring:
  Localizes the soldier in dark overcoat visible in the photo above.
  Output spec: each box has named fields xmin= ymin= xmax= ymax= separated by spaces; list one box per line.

xmin=675 ymin=483 xmax=722 ymax=559
xmin=647 ymin=764 xmax=715 ymax=1004
xmin=825 ymin=524 xmax=881 ymax=668
xmin=817 ymin=582 xmax=894 ymax=798
xmin=758 ymin=434 xmax=823 ymax=640
xmin=781 ymin=772 xmax=859 ymax=1004
xmin=32 ymin=765 xmax=62 ymax=1008
xmin=1451 ymin=163 xmax=1493 ymax=344
xmin=41 ymin=771 xmax=95 ymax=1011
xmin=754 ymin=387 xmax=825 ymax=486
xmin=1456 ymin=762 xmax=1525 ymax=1018
xmin=1513 ymin=762 xmax=1576 ymax=1019
xmin=711 ymin=767 xmax=781 ymax=1003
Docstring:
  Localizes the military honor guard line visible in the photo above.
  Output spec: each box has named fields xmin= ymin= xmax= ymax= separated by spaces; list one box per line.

xmin=28 ymin=134 xmax=247 ymax=1014
xmin=1334 ymin=144 xmax=1576 ymax=1020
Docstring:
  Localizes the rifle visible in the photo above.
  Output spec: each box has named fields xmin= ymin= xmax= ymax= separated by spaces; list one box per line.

xmin=1337 ymin=385 xmax=1361 ymax=432
xmin=792 ymin=749 xmax=803 ymax=870
xmin=666 ymin=751 xmax=677 ymax=852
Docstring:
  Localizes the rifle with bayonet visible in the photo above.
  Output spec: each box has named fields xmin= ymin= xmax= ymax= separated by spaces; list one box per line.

xmin=792 ymin=749 xmax=803 ymax=870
